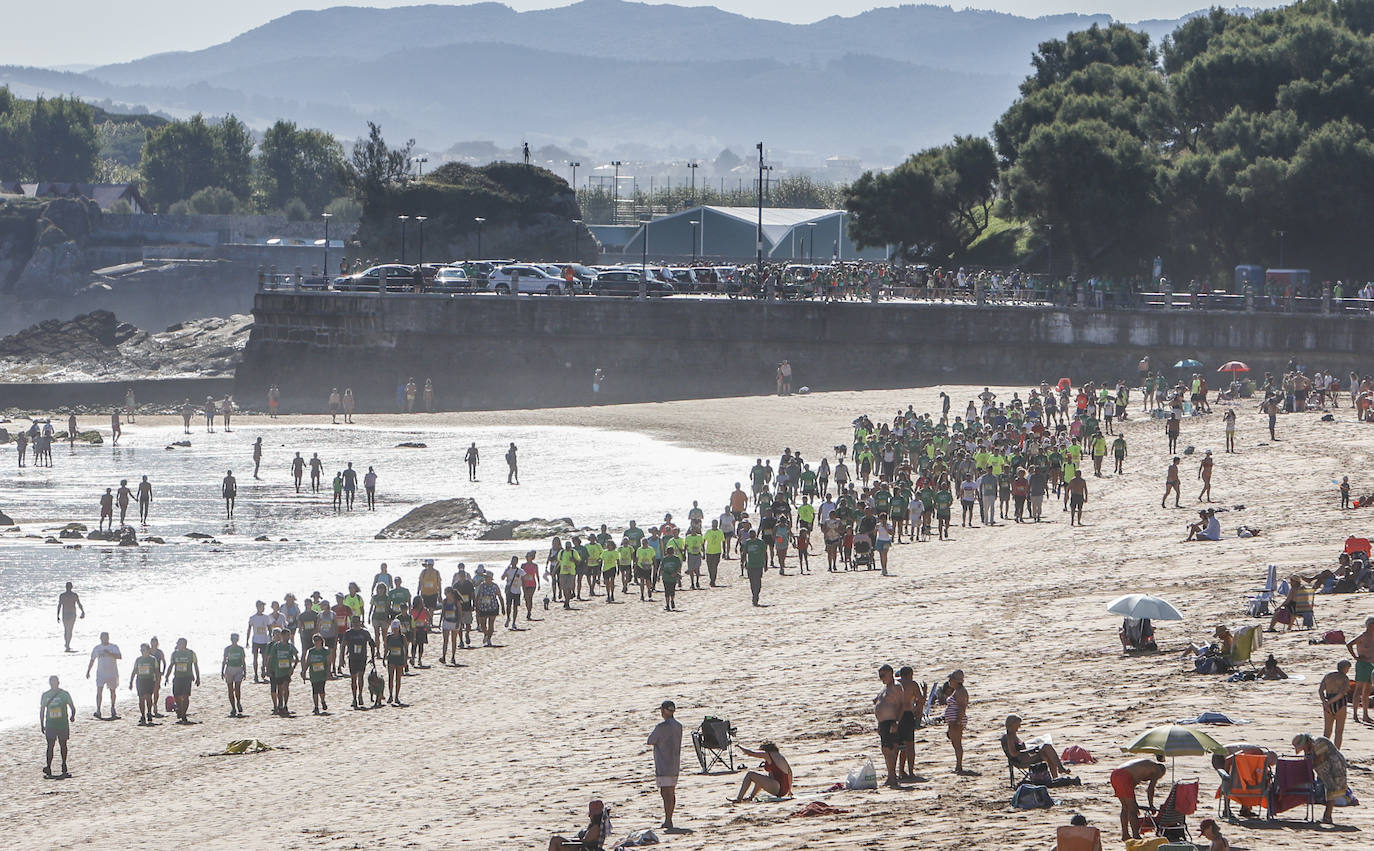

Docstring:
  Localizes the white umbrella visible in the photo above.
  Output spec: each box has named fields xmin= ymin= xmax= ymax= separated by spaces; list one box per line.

xmin=1106 ymin=593 xmax=1183 ymax=621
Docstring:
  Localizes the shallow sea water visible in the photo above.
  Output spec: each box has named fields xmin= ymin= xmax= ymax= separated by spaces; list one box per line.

xmin=0 ymin=421 xmax=747 ymax=728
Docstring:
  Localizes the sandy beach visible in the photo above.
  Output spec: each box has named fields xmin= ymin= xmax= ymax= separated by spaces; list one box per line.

xmin=2 ymin=385 xmax=1372 ymax=850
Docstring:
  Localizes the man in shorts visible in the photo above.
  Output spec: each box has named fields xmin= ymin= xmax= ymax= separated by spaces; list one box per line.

xmin=85 ymin=632 xmax=121 ymax=720
xmin=164 ymin=637 xmax=199 ymax=723
xmin=417 ymin=559 xmax=443 ymax=613
xmin=40 ymin=675 xmax=76 ymax=778
xmin=222 ymin=633 xmax=246 ymax=717
xmin=246 ymin=601 xmax=273 ymax=682
xmin=872 ymin=664 xmax=904 ymax=788
xmin=646 ymin=700 xmax=683 ymax=830
xmin=896 ymin=665 xmax=925 ymax=781
xmin=1065 ymin=472 xmax=1088 ymax=526
xmin=56 ymin=582 xmax=85 ymax=652
xmin=302 ymin=634 xmax=331 ymax=714
xmin=342 ymin=616 xmax=376 ymax=710
xmin=130 ymin=643 xmax=159 ymax=725
xmin=1346 ymin=616 xmax=1374 ymax=724
xmin=1111 ymin=756 xmax=1166 ymax=840
xmin=267 ymin=628 xmax=299 ymax=716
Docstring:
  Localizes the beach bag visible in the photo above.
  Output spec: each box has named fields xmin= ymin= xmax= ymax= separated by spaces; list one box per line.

xmin=165 ymin=696 xmax=177 ymax=712
xmin=1323 ymin=630 xmax=1346 ymax=645
xmin=1061 ymin=745 xmax=1096 ymax=764
xmin=845 ymin=757 xmax=878 ymax=790
xmin=1011 ymin=784 xmax=1053 ymax=809
xmin=1275 ymin=608 xmax=1293 ymax=625
xmin=1027 ymin=762 xmax=1053 ymax=785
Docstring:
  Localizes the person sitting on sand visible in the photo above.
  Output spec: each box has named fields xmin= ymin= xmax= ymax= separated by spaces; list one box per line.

xmin=1259 ymin=654 xmax=1288 ymax=680
xmin=1056 ymin=814 xmax=1103 ymax=851
xmin=1266 ymin=575 xmax=1304 ymax=632
xmin=731 ymin=741 xmax=793 ymax=802
xmin=548 ymin=799 xmax=610 ymax=851
xmin=1185 ymin=508 xmax=1221 ymax=542
xmin=1001 ymin=714 xmax=1068 ymax=779
xmin=1198 ymin=818 xmax=1230 ymax=851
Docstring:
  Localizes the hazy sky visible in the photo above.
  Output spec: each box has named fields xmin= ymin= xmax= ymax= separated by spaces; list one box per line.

xmin=13 ymin=0 xmax=1214 ymax=68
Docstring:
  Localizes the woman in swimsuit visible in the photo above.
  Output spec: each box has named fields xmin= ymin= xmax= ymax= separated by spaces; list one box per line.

xmin=730 ymin=742 xmax=793 ymax=802
xmin=944 ymin=670 xmax=969 ymax=774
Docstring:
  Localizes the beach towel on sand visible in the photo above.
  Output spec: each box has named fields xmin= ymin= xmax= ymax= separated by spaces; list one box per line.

xmin=613 ymin=828 xmax=659 ymax=847
xmin=1060 ymin=745 xmax=1096 ymax=764
xmin=789 ymin=801 xmax=851 ymax=818
xmin=208 ymin=739 xmax=275 ymax=756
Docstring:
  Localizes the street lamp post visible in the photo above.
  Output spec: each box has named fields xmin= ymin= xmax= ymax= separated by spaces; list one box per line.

xmin=763 ymin=165 xmax=775 ymax=205
xmin=688 ymin=161 xmax=698 ymax=207
xmin=397 ymin=214 xmax=410 ymax=263
xmin=806 ymin=221 xmax=817 ymax=265
xmin=690 ymin=219 xmax=699 ymax=264
xmin=639 ymin=219 xmax=650 ymax=301
xmin=1277 ymin=229 xmax=1287 ymax=266
xmin=611 ymin=161 xmax=623 ymax=223
xmin=415 ymin=216 xmax=427 ymax=266
xmin=474 ymin=217 xmax=486 ymax=259
xmin=1045 ymin=223 xmax=1054 ymax=279
xmin=572 ymin=218 xmax=583 ymax=259
xmin=755 ymin=142 xmax=765 ymax=297
xmin=569 ymin=161 xmax=580 ymax=192
xmin=410 ymin=156 xmax=428 ymax=178
xmin=321 ymin=212 xmax=332 ymax=280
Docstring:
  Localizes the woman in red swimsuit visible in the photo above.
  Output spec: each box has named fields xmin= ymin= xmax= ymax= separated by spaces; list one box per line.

xmin=730 ymin=741 xmax=793 ymax=802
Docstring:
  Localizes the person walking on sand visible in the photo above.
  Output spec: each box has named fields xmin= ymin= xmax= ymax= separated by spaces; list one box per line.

xmin=1197 ymin=449 xmax=1214 ymax=502
xmin=1346 ymin=618 xmax=1374 ymax=724
xmin=943 ymin=669 xmax=969 ymax=774
xmin=221 ymin=633 xmax=246 ymax=717
xmin=1165 ymin=411 xmax=1180 ymax=454
xmin=741 ymin=529 xmax=767 ymax=606
xmin=57 ymin=582 xmax=85 ymax=652
xmin=221 ymin=470 xmax=237 ymax=519
xmin=1112 ymin=434 xmax=1128 ymax=474
xmin=85 ymin=632 xmax=121 ymax=720
xmin=1110 ymin=756 xmax=1167 ymax=840
xmin=1223 ymin=408 xmax=1236 ymax=453
xmin=130 ymin=643 xmax=158 ymax=725
xmin=164 ymin=637 xmax=199 ymax=723
xmin=136 ymin=475 xmax=152 ymax=524
xmin=1066 ymin=472 xmax=1088 ymax=526
xmin=647 ymin=700 xmax=683 ymax=830
xmin=1262 ymin=394 xmax=1280 ymax=441
xmin=424 ymin=378 xmax=434 ymax=412
xmin=506 ymin=442 xmax=519 ymax=485
xmin=252 ymin=438 xmax=263 ymax=479
xmin=465 ymin=442 xmax=480 ymax=481
xmin=40 ymin=675 xmax=75 ymax=778
xmin=1162 ymin=457 xmax=1181 ymax=508
xmin=873 ymin=664 xmax=904 ymax=787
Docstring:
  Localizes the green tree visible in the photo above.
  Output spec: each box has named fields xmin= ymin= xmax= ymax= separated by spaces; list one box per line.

xmin=27 ymin=96 xmax=98 ymax=181
xmin=187 ymin=186 xmax=239 ymax=215
xmin=349 ymin=122 xmax=414 ymax=207
xmin=256 ymin=120 xmax=346 ymax=213
xmin=140 ymin=114 xmax=253 ymax=211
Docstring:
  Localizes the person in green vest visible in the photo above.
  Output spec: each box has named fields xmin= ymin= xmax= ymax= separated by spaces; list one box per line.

xmin=741 ymin=530 xmax=768 ymax=606
xmin=164 ymin=637 xmax=200 ymax=724
xmin=703 ymin=520 xmax=725 ymax=587
xmin=659 ymin=546 xmax=682 ymax=612
xmin=221 ymin=633 xmax=246 ymax=718
xmin=1112 ymin=434 xmax=1128 ymax=475
xmin=130 ymin=642 xmax=159 ymax=726
xmin=40 ymin=675 xmax=76 ymax=778
xmin=634 ymin=540 xmax=656 ymax=602
xmin=599 ymin=544 xmax=620 ymax=603
xmin=1091 ymin=432 xmax=1108 ymax=477
xmin=384 ymin=621 xmax=409 ymax=706
xmin=303 ymin=634 xmax=331 ymax=715
xmin=268 ymin=628 xmax=298 ymax=716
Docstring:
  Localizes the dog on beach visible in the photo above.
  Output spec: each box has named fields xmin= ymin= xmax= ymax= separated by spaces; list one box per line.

xmin=833 ymin=444 xmax=847 ymax=459
xmin=367 ymin=667 xmax=386 ymax=708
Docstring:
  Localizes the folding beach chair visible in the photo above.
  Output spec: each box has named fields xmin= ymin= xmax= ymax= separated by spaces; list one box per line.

xmin=1267 ymin=756 xmax=1316 ymax=823
xmin=1140 ymin=778 xmax=1198 ymax=842
xmin=1216 ymin=751 xmax=1269 ymax=819
xmin=691 ymin=716 xmax=737 ymax=774
xmin=1055 ymin=825 xmax=1103 ymax=851
xmin=1121 ymin=617 xmax=1157 ymax=652
xmin=1227 ymin=625 xmax=1261 ymax=670
xmin=1244 ymin=564 xmax=1278 ymax=617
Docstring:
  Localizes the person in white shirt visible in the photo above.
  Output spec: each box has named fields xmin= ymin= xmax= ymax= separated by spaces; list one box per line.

xmin=86 ymin=632 xmax=122 ymax=719
xmin=246 ymin=601 xmax=273 ymax=683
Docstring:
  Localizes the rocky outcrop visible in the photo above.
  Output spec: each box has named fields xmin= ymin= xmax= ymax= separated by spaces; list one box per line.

xmin=5 ymin=198 xmax=101 ymax=298
xmin=0 ymin=509 xmax=12 ymax=525
xmin=376 ymin=497 xmax=575 ymax=541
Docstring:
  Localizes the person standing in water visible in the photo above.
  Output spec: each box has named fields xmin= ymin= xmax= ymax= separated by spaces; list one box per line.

xmin=110 ymin=410 xmax=121 ymax=446
xmin=115 ymin=480 xmax=132 ymax=526
xmin=252 ymin=437 xmax=263 ymax=479
xmin=56 ymin=582 xmax=85 ymax=652
xmin=506 ymin=442 xmax=519 ymax=485
xmin=309 ymin=452 xmax=324 ymax=493
xmin=291 ymin=452 xmax=305 ymax=493
xmin=136 ymin=475 xmax=153 ymax=525
xmin=465 ymin=442 xmax=480 ymax=481
xmin=67 ymin=413 xmax=78 ymax=447
xmin=342 ymin=462 xmax=358 ymax=510
xmin=221 ymin=470 xmax=238 ymax=519
xmin=364 ymin=466 xmax=378 ymax=510
xmin=98 ymin=488 xmax=114 ymax=532
xmin=220 ymin=396 xmax=234 ymax=432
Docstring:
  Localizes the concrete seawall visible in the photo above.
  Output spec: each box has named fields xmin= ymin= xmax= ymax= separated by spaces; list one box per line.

xmin=236 ymin=293 xmax=1371 ymax=411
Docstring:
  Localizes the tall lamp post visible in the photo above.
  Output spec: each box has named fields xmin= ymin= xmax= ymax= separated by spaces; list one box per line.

xmin=410 ymin=156 xmax=428 ymax=178
xmin=415 ymin=215 xmax=427 ymax=266
xmin=397 ymin=214 xmax=410 ymax=263
xmin=755 ymin=142 xmax=764 ymax=295
xmin=572 ymin=218 xmax=583 ymax=259
xmin=690 ymin=219 xmax=699 ymax=264
xmin=1277 ymin=229 xmax=1287 ymax=266
xmin=321 ymin=211 xmax=332 ymax=279
xmin=474 ymin=217 xmax=486 ymax=259
xmin=611 ymin=161 xmax=623 ymax=223
xmin=806 ymin=221 xmax=816 ymax=264
xmin=763 ymin=164 xmax=775 ymax=205
xmin=1045 ymin=223 xmax=1054 ymax=279
xmin=688 ymin=161 xmax=698 ymax=207
xmin=639 ymin=219 xmax=650 ymax=301
xmin=569 ymin=161 xmax=580 ymax=192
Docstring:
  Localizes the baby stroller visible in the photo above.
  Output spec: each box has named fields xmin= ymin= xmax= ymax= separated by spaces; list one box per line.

xmin=692 ymin=716 xmax=738 ymax=774
xmin=852 ymin=533 xmax=874 ymax=570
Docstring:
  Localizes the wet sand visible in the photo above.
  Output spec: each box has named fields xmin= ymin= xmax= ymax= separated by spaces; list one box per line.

xmin=3 ymin=387 xmax=1372 ymax=849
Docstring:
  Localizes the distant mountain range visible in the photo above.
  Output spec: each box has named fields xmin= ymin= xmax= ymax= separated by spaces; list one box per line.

xmin=0 ymin=1 xmax=1214 ymax=157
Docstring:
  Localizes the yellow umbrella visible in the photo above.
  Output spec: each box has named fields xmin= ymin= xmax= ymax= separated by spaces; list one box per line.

xmin=1123 ymin=724 xmax=1226 ymax=781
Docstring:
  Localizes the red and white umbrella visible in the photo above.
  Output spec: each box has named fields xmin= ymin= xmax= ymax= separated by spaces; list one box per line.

xmin=1217 ymin=361 xmax=1250 ymax=373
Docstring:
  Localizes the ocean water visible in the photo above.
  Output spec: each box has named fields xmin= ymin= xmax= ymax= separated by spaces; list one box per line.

xmin=0 ymin=421 xmax=747 ymax=729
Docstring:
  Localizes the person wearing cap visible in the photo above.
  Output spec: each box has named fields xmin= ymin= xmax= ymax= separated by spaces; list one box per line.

xmin=384 ymin=620 xmax=408 ymax=705
xmin=647 ymin=700 xmax=683 ymax=830
xmin=418 ymin=560 xmax=442 ymax=612
xmin=1197 ymin=818 xmax=1229 ymax=851
xmin=548 ymin=799 xmax=610 ymax=851
xmin=1197 ymin=448 xmax=1214 ymax=502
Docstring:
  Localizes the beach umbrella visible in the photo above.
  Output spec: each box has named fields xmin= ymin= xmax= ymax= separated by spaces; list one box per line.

xmin=1173 ymin=358 xmax=1203 ymax=369
xmin=1123 ymin=723 xmax=1226 ymax=781
xmin=1106 ymin=593 xmax=1184 ymax=621
xmin=1217 ymin=361 xmax=1250 ymax=373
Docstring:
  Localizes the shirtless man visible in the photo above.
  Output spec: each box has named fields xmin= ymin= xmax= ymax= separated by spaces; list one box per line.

xmin=1345 ymin=617 xmax=1374 ymax=724
xmin=56 ymin=582 xmax=85 ymax=651
xmin=291 ymin=452 xmax=305 ymax=493
xmin=136 ymin=475 xmax=153 ymax=524
xmin=1110 ymin=756 xmax=1167 ymax=840
xmin=465 ymin=442 xmax=480 ymax=482
xmin=872 ymin=664 xmax=904 ymax=787
xmin=896 ymin=666 xmax=925 ymax=781
xmin=110 ymin=410 xmax=121 ymax=446
xmin=221 ymin=470 xmax=238 ymax=519
xmin=252 ymin=437 xmax=263 ymax=479
xmin=1197 ymin=450 xmax=1214 ymax=502
xmin=1319 ymin=660 xmax=1352 ymax=748
xmin=309 ymin=453 xmax=324 ymax=493
xmin=115 ymin=479 xmax=132 ymax=526
xmin=1162 ymin=457 xmax=1181 ymax=508
xmin=98 ymin=488 xmax=114 ymax=532
xmin=1065 ymin=472 xmax=1088 ymax=526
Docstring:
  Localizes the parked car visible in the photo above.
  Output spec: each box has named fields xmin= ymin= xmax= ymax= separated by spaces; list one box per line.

xmin=487 ymin=264 xmax=574 ymax=295
xmin=332 ymin=264 xmax=417 ymax=292
xmin=589 ymin=268 xmax=675 ymax=297
xmin=430 ymin=265 xmax=479 ymax=293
